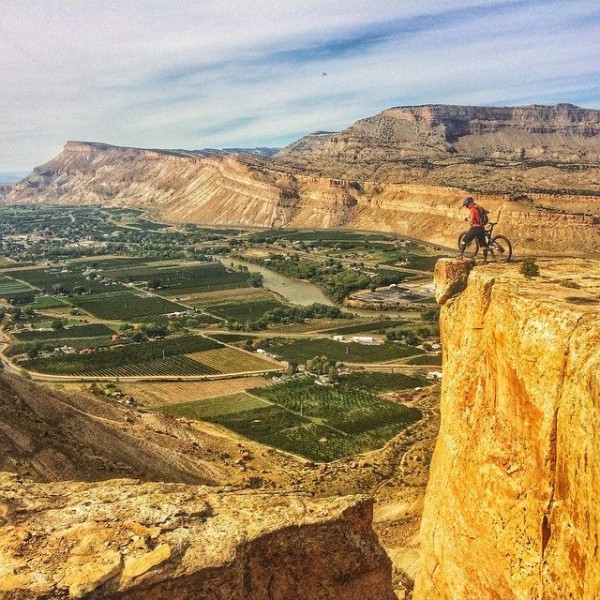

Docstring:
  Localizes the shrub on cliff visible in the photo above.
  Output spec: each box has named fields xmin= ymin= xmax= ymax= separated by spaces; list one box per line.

xmin=520 ymin=257 xmax=540 ymax=278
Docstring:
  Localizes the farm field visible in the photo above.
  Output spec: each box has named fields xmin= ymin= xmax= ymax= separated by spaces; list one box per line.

xmin=177 ymin=287 xmax=266 ymax=303
xmin=13 ymin=323 xmax=116 ymax=341
xmin=27 ymin=295 xmax=68 ymax=309
xmin=4 ymin=266 xmax=129 ymax=294
xmin=185 ymin=377 xmax=424 ymax=462
xmin=268 ymin=319 xmax=355 ymax=334
xmin=147 ymin=263 xmax=253 ymax=296
xmin=118 ymin=377 xmax=272 ymax=407
xmin=404 ymin=354 xmax=443 ymax=366
xmin=0 ymin=275 xmax=35 ymax=299
xmin=338 ymin=371 xmax=426 ymax=392
xmin=201 ymin=297 xmax=285 ymax=322
xmin=74 ymin=257 xmax=165 ymax=270
xmin=186 ymin=347 xmax=279 ymax=373
xmin=20 ymin=335 xmax=222 ymax=375
xmin=158 ymin=393 xmax=272 ymax=419
xmin=323 ymin=319 xmax=407 ymax=335
xmin=68 ymin=291 xmax=187 ymax=320
xmin=273 ymin=338 xmax=418 ymax=363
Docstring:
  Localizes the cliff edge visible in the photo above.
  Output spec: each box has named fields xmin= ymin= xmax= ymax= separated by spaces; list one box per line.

xmin=0 ymin=475 xmax=395 ymax=600
xmin=415 ymin=259 xmax=600 ymax=599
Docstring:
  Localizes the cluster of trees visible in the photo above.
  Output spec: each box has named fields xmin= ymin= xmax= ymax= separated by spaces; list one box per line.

xmin=385 ymin=325 xmax=437 ymax=345
xmin=246 ymin=254 xmax=408 ymax=303
xmin=305 ymin=355 xmax=337 ymax=378
xmin=225 ymin=303 xmax=348 ymax=331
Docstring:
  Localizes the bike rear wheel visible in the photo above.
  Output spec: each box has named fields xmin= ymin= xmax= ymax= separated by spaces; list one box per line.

xmin=457 ymin=231 xmax=479 ymax=258
xmin=489 ymin=235 xmax=512 ymax=262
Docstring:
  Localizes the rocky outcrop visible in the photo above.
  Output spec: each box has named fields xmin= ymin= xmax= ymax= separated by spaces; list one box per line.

xmin=415 ymin=258 xmax=600 ymax=599
xmin=0 ymin=474 xmax=395 ymax=600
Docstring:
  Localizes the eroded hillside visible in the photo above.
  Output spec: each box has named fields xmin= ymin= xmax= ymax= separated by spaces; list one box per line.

xmin=415 ymin=258 xmax=600 ymax=599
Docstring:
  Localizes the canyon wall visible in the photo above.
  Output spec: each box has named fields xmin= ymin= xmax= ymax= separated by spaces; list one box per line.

xmin=0 ymin=475 xmax=395 ymax=599
xmin=415 ymin=258 xmax=600 ymax=599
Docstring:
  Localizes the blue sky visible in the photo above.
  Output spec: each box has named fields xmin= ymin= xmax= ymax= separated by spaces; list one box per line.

xmin=1 ymin=0 xmax=599 ymax=173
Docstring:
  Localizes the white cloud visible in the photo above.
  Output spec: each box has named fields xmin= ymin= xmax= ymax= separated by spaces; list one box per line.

xmin=0 ymin=0 xmax=599 ymax=171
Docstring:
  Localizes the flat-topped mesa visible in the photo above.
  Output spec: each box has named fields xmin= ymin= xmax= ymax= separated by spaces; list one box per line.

xmin=0 ymin=475 xmax=395 ymax=600
xmin=415 ymin=258 xmax=600 ymax=600
xmin=279 ymin=103 xmax=600 ymax=163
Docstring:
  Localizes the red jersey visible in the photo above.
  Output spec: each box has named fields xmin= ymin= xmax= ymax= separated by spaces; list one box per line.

xmin=469 ymin=204 xmax=483 ymax=227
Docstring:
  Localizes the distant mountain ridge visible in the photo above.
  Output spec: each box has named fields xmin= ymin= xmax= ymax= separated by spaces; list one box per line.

xmin=5 ymin=104 xmax=600 ymax=254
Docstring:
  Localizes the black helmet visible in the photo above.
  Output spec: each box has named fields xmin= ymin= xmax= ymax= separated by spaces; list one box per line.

xmin=462 ymin=197 xmax=474 ymax=207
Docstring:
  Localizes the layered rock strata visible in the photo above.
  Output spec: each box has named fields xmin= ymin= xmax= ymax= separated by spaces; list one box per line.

xmin=0 ymin=475 xmax=395 ymax=600
xmin=415 ymin=258 xmax=600 ymax=599
xmin=5 ymin=141 xmax=600 ymax=255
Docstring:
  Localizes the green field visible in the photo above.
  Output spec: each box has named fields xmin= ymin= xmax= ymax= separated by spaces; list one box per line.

xmin=28 ymin=295 xmax=68 ymax=309
xmin=202 ymin=297 xmax=285 ymax=322
xmin=107 ymin=262 xmax=254 ymax=296
xmin=158 ymin=393 xmax=271 ymax=418
xmin=250 ymin=229 xmax=393 ymax=243
xmin=69 ymin=291 xmax=187 ymax=320
xmin=0 ymin=275 xmax=35 ymax=299
xmin=338 ymin=371 xmax=426 ymax=392
xmin=81 ymin=355 xmax=218 ymax=377
xmin=14 ymin=323 xmax=116 ymax=341
xmin=404 ymin=354 xmax=443 ymax=366
xmin=21 ymin=335 xmax=222 ymax=375
xmin=196 ymin=378 xmax=423 ymax=461
xmin=4 ymin=267 xmax=128 ymax=294
xmin=324 ymin=320 xmax=407 ymax=335
xmin=273 ymin=338 xmax=417 ymax=363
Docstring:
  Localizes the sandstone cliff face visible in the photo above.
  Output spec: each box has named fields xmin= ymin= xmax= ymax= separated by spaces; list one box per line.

xmin=5 ymin=142 xmax=600 ymax=255
xmin=6 ymin=142 xmax=284 ymax=228
xmin=0 ymin=475 xmax=395 ymax=600
xmin=279 ymin=104 xmax=600 ymax=165
xmin=415 ymin=259 xmax=600 ymax=600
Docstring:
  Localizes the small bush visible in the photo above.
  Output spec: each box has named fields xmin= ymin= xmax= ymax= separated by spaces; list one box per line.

xmin=520 ymin=258 xmax=540 ymax=278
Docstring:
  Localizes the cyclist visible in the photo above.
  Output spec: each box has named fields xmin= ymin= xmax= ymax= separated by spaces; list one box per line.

xmin=458 ymin=197 xmax=488 ymax=261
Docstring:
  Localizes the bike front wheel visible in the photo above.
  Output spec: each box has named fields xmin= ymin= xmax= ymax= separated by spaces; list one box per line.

xmin=457 ymin=231 xmax=479 ymax=258
xmin=489 ymin=235 xmax=512 ymax=262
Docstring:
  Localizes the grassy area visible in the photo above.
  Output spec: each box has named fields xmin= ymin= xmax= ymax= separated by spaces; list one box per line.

xmin=0 ymin=275 xmax=35 ymax=299
xmin=158 ymin=393 xmax=271 ymax=418
xmin=272 ymin=338 xmax=417 ymax=363
xmin=27 ymin=295 xmax=68 ymax=309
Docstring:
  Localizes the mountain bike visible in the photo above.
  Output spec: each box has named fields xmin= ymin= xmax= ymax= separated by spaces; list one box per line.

xmin=457 ymin=222 xmax=512 ymax=262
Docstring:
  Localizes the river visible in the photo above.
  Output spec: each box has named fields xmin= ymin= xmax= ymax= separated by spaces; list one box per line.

xmin=218 ymin=257 xmax=419 ymax=319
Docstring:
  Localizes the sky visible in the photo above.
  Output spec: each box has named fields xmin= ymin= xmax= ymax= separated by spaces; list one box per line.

xmin=1 ymin=0 xmax=599 ymax=174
